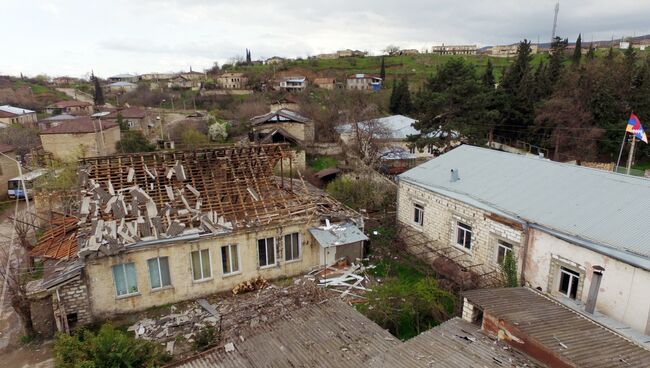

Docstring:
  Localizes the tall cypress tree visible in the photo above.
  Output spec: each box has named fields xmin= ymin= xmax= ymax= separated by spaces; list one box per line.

xmin=482 ymin=59 xmax=495 ymax=88
xmin=586 ymin=43 xmax=595 ymax=60
xmin=572 ymin=34 xmax=582 ymax=66
xmin=547 ymin=36 xmax=568 ymax=85
xmin=93 ymin=75 xmax=104 ymax=106
xmin=379 ymin=57 xmax=386 ymax=82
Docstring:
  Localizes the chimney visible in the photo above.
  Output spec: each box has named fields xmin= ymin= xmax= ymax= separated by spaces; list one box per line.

xmin=450 ymin=169 xmax=460 ymax=182
xmin=585 ymin=266 xmax=605 ymax=314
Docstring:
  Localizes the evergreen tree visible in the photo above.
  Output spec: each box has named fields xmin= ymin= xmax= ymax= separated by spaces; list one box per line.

xmin=389 ymin=78 xmax=412 ymax=115
xmin=92 ymin=75 xmax=104 ymax=106
xmin=245 ymin=49 xmax=252 ymax=64
xmin=586 ymin=43 xmax=595 ymax=60
xmin=606 ymin=46 xmax=615 ymax=61
xmin=500 ymin=40 xmax=533 ymax=93
xmin=547 ymin=37 xmax=568 ymax=85
xmin=482 ymin=59 xmax=495 ymax=88
xmin=379 ymin=56 xmax=386 ymax=81
xmin=624 ymin=44 xmax=637 ymax=76
xmin=572 ymin=34 xmax=582 ymax=66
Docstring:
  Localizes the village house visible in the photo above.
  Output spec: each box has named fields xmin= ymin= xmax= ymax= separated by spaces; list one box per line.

xmin=431 ymin=44 xmax=477 ymax=55
xmin=104 ymin=107 xmax=153 ymax=133
xmin=168 ymin=75 xmax=201 ymax=90
xmin=250 ymin=109 xmax=314 ymax=147
xmin=0 ymin=105 xmax=38 ymax=127
xmin=313 ymin=77 xmax=337 ymax=90
xmin=0 ymin=144 xmax=20 ymax=199
xmin=107 ymin=74 xmax=139 ymax=83
xmin=45 ymin=100 xmax=93 ymax=115
xmin=106 ymin=81 xmax=137 ymax=93
xmin=269 ymin=96 xmax=300 ymax=113
xmin=397 ymin=49 xmax=420 ymax=55
xmin=178 ymin=69 xmax=205 ymax=81
xmin=346 ymin=74 xmax=382 ymax=91
xmin=277 ymin=76 xmax=308 ymax=92
xmin=491 ymin=43 xmax=539 ymax=57
xmin=265 ymin=56 xmax=286 ymax=65
xmin=39 ymin=118 xmax=120 ymax=159
xmin=337 ymin=49 xmax=367 ymax=58
xmin=216 ymin=72 xmax=248 ymax=89
xmin=29 ymin=145 xmax=365 ymax=331
xmin=37 ymin=114 xmax=78 ymax=130
xmin=51 ymin=76 xmax=78 ymax=87
xmin=397 ymin=145 xmax=650 ymax=335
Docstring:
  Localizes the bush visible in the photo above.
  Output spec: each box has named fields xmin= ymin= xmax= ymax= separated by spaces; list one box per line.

xmin=115 ymin=131 xmax=156 ymax=153
xmin=54 ymin=324 xmax=170 ymax=368
xmin=357 ymin=277 xmax=454 ymax=340
xmin=192 ymin=325 xmax=216 ymax=352
xmin=325 ymin=176 xmax=396 ymax=212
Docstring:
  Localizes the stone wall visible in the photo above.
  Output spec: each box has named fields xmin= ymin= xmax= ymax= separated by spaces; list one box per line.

xmin=52 ymin=277 xmax=93 ymax=331
xmin=396 ymin=180 xmax=525 ymax=279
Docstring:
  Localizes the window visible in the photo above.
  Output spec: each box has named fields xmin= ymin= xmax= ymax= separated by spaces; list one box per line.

xmin=559 ymin=267 xmax=580 ymax=299
xmin=112 ymin=263 xmax=138 ymax=296
xmin=284 ymin=233 xmax=301 ymax=261
xmin=496 ymin=240 xmax=513 ymax=265
xmin=221 ymin=244 xmax=240 ymax=275
xmin=191 ymin=249 xmax=212 ymax=281
xmin=258 ymin=237 xmax=276 ymax=267
xmin=413 ymin=204 xmax=424 ymax=226
xmin=147 ymin=257 xmax=171 ymax=289
xmin=456 ymin=222 xmax=472 ymax=250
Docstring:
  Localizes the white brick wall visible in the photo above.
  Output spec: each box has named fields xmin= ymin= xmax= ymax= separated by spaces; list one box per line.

xmin=397 ymin=180 xmax=525 ymax=277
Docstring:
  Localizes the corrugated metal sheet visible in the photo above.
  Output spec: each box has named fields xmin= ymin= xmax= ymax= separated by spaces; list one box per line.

xmin=464 ymin=288 xmax=650 ymax=368
xmin=398 ymin=145 xmax=650 ymax=260
xmin=309 ymin=222 xmax=369 ymax=248
xmin=0 ymin=104 xmax=35 ymax=115
xmin=169 ymin=300 xmax=400 ymax=368
xmin=370 ymin=317 xmax=544 ymax=368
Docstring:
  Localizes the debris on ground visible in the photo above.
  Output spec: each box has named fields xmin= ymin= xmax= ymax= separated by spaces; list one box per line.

xmin=231 ymin=276 xmax=269 ymax=295
xmin=307 ymin=258 xmax=373 ymax=301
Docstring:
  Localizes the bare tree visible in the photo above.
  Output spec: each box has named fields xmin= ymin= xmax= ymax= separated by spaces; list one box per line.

xmin=383 ymin=45 xmax=400 ymax=56
xmin=0 ymin=241 xmax=37 ymax=337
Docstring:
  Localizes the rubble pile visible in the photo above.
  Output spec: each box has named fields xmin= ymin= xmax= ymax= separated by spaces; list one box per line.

xmin=307 ymin=259 xmax=373 ymax=301
xmin=231 ymin=276 xmax=269 ymax=295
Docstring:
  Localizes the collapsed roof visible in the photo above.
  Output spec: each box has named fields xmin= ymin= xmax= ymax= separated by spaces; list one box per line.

xmin=250 ymin=109 xmax=310 ymax=125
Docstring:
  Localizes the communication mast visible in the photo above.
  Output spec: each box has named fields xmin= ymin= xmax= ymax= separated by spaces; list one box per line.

xmin=551 ymin=2 xmax=560 ymax=42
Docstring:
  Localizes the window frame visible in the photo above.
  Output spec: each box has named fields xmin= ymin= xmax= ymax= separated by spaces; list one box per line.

xmin=147 ymin=256 xmax=171 ymax=290
xmin=221 ymin=244 xmax=240 ymax=276
xmin=284 ymin=232 xmax=302 ymax=262
xmin=558 ymin=267 xmax=580 ymax=299
xmin=455 ymin=221 xmax=473 ymax=250
xmin=413 ymin=204 xmax=424 ymax=226
xmin=496 ymin=239 xmax=514 ymax=265
xmin=190 ymin=249 xmax=213 ymax=282
xmin=112 ymin=262 xmax=139 ymax=297
xmin=258 ymin=237 xmax=277 ymax=268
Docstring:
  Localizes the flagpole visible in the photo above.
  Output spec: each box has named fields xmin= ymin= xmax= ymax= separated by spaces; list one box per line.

xmin=626 ymin=136 xmax=636 ymax=175
xmin=615 ymin=131 xmax=627 ymax=173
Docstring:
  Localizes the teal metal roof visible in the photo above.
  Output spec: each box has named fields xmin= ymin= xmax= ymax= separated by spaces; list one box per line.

xmin=398 ymin=145 xmax=650 ymax=263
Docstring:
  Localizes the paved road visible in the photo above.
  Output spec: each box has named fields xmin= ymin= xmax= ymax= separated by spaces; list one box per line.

xmin=56 ymin=88 xmax=114 ymax=108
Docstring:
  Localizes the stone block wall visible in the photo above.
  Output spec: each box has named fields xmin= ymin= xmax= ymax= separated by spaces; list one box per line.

xmin=53 ymin=277 xmax=92 ymax=331
xmin=397 ymin=180 xmax=525 ymax=278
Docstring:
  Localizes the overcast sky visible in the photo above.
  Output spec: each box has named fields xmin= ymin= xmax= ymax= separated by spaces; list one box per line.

xmin=2 ymin=0 xmax=649 ymax=78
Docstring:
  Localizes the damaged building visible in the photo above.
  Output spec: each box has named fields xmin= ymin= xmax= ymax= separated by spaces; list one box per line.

xmin=29 ymin=144 xmax=366 ymax=331
xmin=397 ymin=145 xmax=650 ymax=335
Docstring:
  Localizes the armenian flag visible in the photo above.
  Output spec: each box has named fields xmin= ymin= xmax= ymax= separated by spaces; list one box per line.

xmin=626 ymin=113 xmax=648 ymax=144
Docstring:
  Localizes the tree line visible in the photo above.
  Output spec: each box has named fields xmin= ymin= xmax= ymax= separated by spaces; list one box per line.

xmin=392 ymin=37 xmax=650 ymax=163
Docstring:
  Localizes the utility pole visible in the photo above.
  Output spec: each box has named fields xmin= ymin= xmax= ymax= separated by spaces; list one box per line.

xmin=626 ymin=136 xmax=636 ymax=174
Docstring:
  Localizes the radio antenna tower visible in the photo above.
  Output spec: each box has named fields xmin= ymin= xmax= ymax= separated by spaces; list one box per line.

xmin=551 ymin=2 xmax=560 ymax=42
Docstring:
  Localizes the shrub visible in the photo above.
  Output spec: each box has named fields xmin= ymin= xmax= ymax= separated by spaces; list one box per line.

xmin=54 ymin=324 xmax=170 ymax=368
xmin=502 ymin=250 xmax=519 ymax=287
xmin=115 ymin=131 xmax=156 ymax=153
xmin=325 ymin=176 xmax=396 ymax=212
xmin=192 ymin=325 xmax=216 ymax=352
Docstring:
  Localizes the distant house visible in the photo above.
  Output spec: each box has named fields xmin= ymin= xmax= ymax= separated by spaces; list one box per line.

xmin=278 ymin=76 xmax=308 ymax=92
xmin=51 ymin=76 xmax=78 ymax=86
xmin=168 ymin=75 xmax=201 ymax=90
xmin=492 ymin=44 xmax=539 ymax=57
xmin=0 ymin=105 xmax=38 ymax=127
xmin=265 ymin=56 xmax=286 ymax=65
xmin=216 ymin=72 xmax=248 ymax=89
xmin=104 ymin=107 xmax=153 ymax=133
xmin=106 ymin=81 xmax=137 ymax=92
xmin=0 ymin=144 xmax=20 ymax=199
xmin=337 ymin=49 xmax=367 ymax=58
xmin=39 ymin=118 xmax=120 ymax=159
xmin=314 ymin=53 xmax=338 ymax=60
xmin=250 ymin=109 xmax=314 ymax=146
xmin=313 ymin=77 xmax=337 ymax=90
xmin=346 ymin=74 xmax=382 ymax=91
xmin=45 ymin=100 xmax=93 ymax=115
xmin=431 ymin=44 xmax=477 ymax=55
xmin=139 ymin=73 xmax=175 ymax=81
xmin=107 ymin=74 xmax=139 ymax=83
xmin=179 ymin=70 xmax=205 ymax=81
xmin=37 ymin=114 xmax=78 ymax=131
xmin=269 ymin=96 xmax=300 ymax=112
xmin=398 ymin=49 xmax=420 ymax=55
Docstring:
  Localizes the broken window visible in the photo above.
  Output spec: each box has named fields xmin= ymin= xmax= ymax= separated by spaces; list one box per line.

xmin=221 ymin=244 xmax=240 ymax=275
xmin=559 ymin=267 xmax=580 ymax=299
xmin=496 ymin=240 xmax=513 ymax=265
xmin=112 ymin=262 xmax=138 ymax=296
xmin=413 ymin=204 xmax=424 ymax=226
xmin=284 ymin=233 xmax=301 ymax=261
xmin=191 ymin=249 xmax=212 ymax=281
xmin=258 ymin=237 xmax=276 ymax=267
xmin=147 ymin=257 xmax=171 ymax=289
xmin=456 ymin=222 xmax=472 ymax=250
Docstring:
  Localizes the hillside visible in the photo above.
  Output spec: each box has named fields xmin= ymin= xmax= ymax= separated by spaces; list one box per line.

xmin=0 ymin=76 xmax=70 ymax=111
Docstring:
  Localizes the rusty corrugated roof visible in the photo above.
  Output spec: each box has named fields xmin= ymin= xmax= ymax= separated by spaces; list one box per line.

xmin=464 ymin=287 xmax=650 ymax=368
xmin=30 ymin=215 xmax=79 ymax=260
